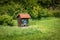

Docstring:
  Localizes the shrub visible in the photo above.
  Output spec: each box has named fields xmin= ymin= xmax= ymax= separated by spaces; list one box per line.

xmin=29 ymin=10 xmax=38 ymax=19
xmin=53 ymin=11 xmax=60 ymax=18
xmin=0 ymin=15 xmax=14 ymax=26
xmin=38 ymin=8 xmax=54 ymax=19
xmin=29 ymin=8 xmax=54 ymax=19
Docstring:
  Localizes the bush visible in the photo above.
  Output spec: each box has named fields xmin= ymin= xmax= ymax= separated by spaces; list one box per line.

xmin=29 ymin=8 xmax=54 ymax=19
xmin=0 ymin=15 xmax=14 ymax=26
xmin=29 ymin=10 xmax=38 ymax=19
xmin=38 ymin=8 xmax=54 ymax=19
xmin=53 ymin=11 xmax=60 ymax=18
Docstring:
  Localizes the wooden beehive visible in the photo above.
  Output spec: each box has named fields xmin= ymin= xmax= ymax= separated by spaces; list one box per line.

xmin=17 ymin=13 xmax=31 ymax=27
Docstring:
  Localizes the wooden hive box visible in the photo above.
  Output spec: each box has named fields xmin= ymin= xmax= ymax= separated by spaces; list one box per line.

xmin=17 ymin=13 xmax=31 ymax=27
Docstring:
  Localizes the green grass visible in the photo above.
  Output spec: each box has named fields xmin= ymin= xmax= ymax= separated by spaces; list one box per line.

xmin=0 ymin=17 xmax=60 ymax=40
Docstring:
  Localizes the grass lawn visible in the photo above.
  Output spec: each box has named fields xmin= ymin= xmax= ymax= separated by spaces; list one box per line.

xmin=0 ymin=17 xmax=60 ymax=40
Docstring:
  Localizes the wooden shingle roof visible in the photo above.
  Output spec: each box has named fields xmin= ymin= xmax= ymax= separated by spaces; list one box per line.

xmin=17 ymin=14 xmax=31 ymax=18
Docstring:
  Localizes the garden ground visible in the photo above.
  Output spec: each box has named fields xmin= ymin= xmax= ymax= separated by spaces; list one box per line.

xmin=0 ymin=17 xmax=60 ymax=40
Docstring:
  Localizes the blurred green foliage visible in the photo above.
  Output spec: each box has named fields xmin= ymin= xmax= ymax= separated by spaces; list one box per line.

xmin=0 ymin=15 xmax=14 ymax=26
xmin=0 ymin=0 xmax=60 ymax=26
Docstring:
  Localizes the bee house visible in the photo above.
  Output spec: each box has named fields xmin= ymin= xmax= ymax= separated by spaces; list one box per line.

xmin=17 ymin=13 xmax=31 ymax=27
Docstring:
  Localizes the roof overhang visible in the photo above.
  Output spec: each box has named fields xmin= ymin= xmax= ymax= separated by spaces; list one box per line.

xmin=17 ymin=14 xmax=31 ymax=19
